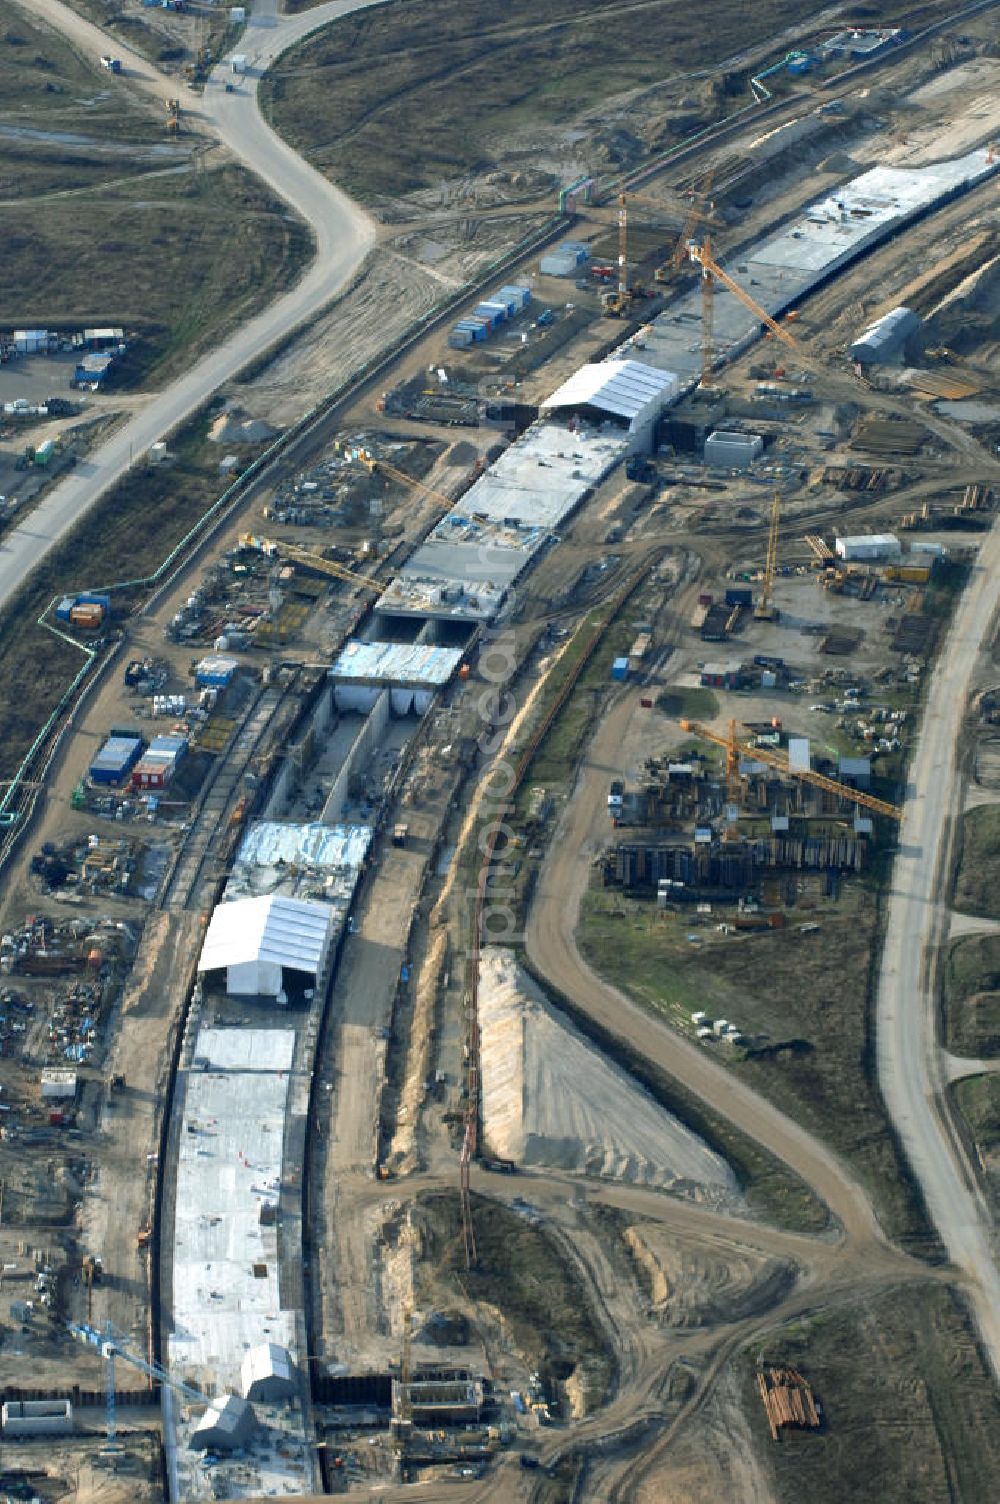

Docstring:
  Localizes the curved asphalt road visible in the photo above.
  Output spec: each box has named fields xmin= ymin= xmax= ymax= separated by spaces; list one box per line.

xmin=878 ymin=518 xmax=1000 ymax=1381
xmin=0 ymin=0 xmax=386 ymax=610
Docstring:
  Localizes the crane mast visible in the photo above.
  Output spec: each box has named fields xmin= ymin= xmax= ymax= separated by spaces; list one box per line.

xmin=755 ymin=492 xmax=781 ymax=621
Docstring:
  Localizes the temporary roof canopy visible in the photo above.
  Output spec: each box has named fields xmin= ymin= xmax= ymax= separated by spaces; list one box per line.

xmin=197 ymin=895 xmax=335 ymax=997
xmin=541 ymin=359 xmax=678 ymax=431
xmin=241 ymin=1342 xmax=297 ymax=1403
xmin=189 ymin=1393 xmax=257 ymax=1452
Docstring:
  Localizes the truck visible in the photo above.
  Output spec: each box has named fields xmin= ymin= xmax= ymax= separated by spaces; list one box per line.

xmin=100 ymin=56 xmax=123 ymax=74
xmin=607 ymin=779 xmax=624 ymax=812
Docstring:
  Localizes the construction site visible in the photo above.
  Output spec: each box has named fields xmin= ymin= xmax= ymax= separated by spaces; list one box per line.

xmin=2 ymin=2 xmax=1000 ymax=1502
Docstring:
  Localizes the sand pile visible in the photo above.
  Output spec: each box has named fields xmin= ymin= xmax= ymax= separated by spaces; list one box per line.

xmin=208 ymin=410 xmax=279 ymax=446
xmin=478 ymin=949 xmax=738 ymax=1198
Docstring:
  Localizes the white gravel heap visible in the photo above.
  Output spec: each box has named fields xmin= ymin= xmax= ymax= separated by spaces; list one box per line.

xmin=208 ymin=410 xmax=279 ymax=446
xmin=478 ymin=949 xmax=738 ymax=1197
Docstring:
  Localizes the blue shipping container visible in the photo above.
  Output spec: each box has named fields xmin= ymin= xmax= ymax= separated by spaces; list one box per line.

xmin=90 ymin=734 xmax=144 ymax=786
xmin=498 ymin=284 xmax=531 ymax=311
xmin=149 ymin=734 xmax=188 ymax=760
xmin=78 ymin=593 xmax=111 ymax=613
xmin=194 ymin=654 xmax=239 ymax=688
xmin=611 ymin=657 xmax=629 ymax=682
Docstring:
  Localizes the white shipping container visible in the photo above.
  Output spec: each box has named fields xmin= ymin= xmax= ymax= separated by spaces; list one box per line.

xmin=40 ymin=1070 xmax=78 ymax=1101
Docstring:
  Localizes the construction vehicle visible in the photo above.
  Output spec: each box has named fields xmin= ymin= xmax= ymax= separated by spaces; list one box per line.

xmin=238 ymin=533 xmax=380 ymax=592
xmin=754 ymin=492 xmax=781 ymax=620
xmin=679 ymin=718 xmax=903 ymax=820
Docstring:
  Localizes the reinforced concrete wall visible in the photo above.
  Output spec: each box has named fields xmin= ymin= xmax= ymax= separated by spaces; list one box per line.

xmin=322 ymin=691 xmax=391 ymax=824
xmin=2 ymin=1398 xmax=74 ymax=1436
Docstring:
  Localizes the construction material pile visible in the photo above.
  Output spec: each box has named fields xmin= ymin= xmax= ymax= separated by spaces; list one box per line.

xmin=756 ymin=1366 xmax=821 ymax=1441
xmin=478 ymin=948 xmax=738 ymax=1200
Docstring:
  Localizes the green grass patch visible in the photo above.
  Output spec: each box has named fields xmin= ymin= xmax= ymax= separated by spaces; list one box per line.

xmin=656 ymin=685 xmax=719 ymax=722
xmin=0 ymin=10 xmax=158 ymax=138
xmin=942 ymin=932 xmax=1000 ymax=1059
xmin=952 ymin=804 xmax=1000 ymax=920
xmin=952 ymin=1074 xmax=1000 ymax=1156
xmin=739 ymin=1284 xmax=1000 ymax=1504
xmin=577 ymin=879 xmax=938 ymax=1253
xmin=0 ymin=163 xmax=313 ymax=389
xmin=262 ymin=0 xmax=821 ymax=203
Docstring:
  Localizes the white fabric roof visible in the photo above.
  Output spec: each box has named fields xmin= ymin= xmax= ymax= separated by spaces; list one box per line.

xmin=197 ymin=895 xmax=334 ymax=978
xmin=541 ymin=359 xmax=677 ymax=421
xmin=242 ymin=1342 xmax=295 ymax=1390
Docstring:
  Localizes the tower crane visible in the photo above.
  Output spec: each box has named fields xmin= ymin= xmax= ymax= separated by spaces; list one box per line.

xmin=69 ymin=1319 xmax=210 ymax=1452
xmin=654 ymin=165 xmax=718 ymax=285
xmin=339 ymin=443 xmax=458 ymax=521
xmin=754 ymin=492 xmax=781 ymax=621
xmin=238 ymin=533 xmax=381 ymax=592
xmin=597 ymin=187 xmax=724 ymax=317
xmin=686 ymin=235 xmax=800 ymax=386
xmin=678 ymin=719 xmax=903 ymax=821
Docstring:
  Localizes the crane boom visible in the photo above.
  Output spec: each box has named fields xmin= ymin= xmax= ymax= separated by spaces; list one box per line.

xmin=70 ymin=1319 xmax=210 ymax=1450
xmin=687 ymin=238 xmax=799 ymax=354
xmin=239 ymin=533 xmax=380 ymax=591
xmin=755 ymin=492 xmax=781 ymax=620
xmin=351 ymin=448 xmax=457 ymax=518
xmin=679 ymin=719 xmax=902 ymax=819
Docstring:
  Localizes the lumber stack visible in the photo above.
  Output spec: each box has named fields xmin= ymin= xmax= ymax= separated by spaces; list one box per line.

xmin=756 ymin=1366 xmax=821 ymax=1441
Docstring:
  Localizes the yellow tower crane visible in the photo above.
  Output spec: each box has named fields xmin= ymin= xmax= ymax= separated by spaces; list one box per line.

xmin=754 ymin=492 xmax=781 ymax=621
xmin=686 ymin=235 xmax=800 ymax=387
xmin=596 ymin=187 xmax=722 ymax=317
xmin=346 ymin=445 xmax=459 ymax=521
xmin=655 ymin=165 xmax=718 ymax=285
xmin=679 ymin=718 xmax=903 ymax=821
xmin=238 ymin=533 xmax=382 ymax=591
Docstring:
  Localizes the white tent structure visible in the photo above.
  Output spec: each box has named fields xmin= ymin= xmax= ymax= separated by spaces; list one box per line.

xmin=541 ymin=359 xmax=679 ymax=452
xmin=241 ymin=1342 xmax=297 ymax=1403
xmin=190 ymin=1393 xmax=257 ymax=1452
xmin=197 ymin=895 xmax=336 ymax=998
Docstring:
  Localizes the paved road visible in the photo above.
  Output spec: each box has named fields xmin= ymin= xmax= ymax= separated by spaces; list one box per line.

xmin=878 ymin=521 xmax=1000 ymax=1381
xmin=0 ymin=0 xmax=384 ymax=612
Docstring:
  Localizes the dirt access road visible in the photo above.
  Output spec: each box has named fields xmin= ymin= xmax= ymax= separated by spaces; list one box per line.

xmin=0 ymin=0 xmax=383 ymax=614
xmin=524 ymin=684 xmax=888 ymax=1255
